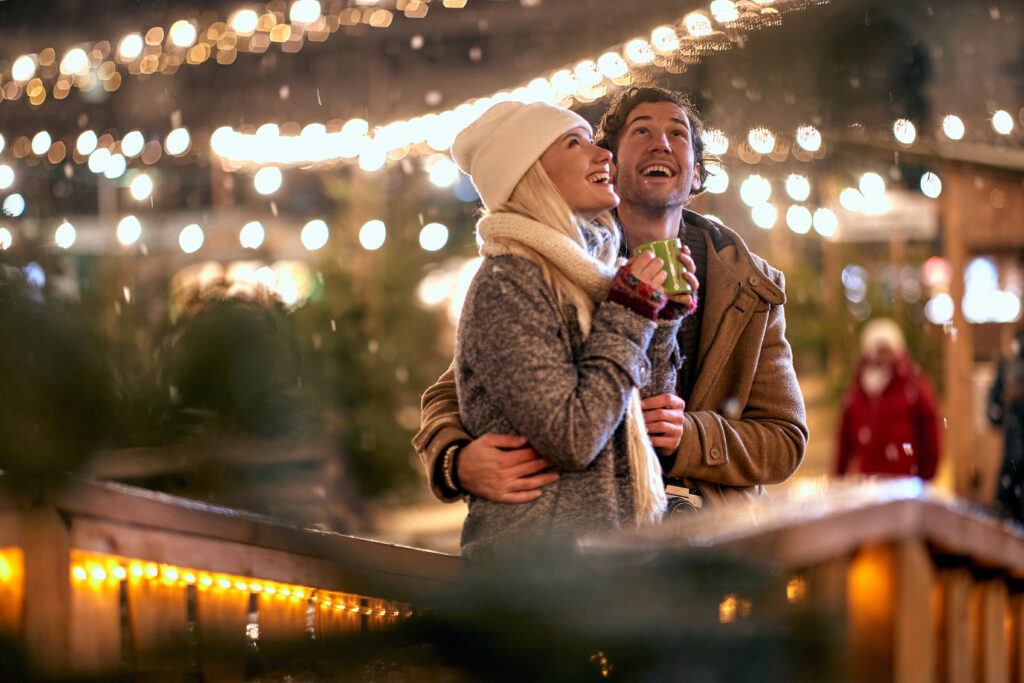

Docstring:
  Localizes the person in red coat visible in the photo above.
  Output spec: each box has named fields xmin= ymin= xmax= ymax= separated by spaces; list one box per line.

xmin=835 ymin=318 xmax=942 ymax=480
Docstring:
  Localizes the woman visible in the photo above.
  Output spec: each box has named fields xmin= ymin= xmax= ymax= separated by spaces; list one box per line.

xmin=450 ymin=101 xmax=698 ymax=561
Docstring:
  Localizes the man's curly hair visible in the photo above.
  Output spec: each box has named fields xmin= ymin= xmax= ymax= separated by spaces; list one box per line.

xmin=594 ymin=86 xmax=709 ymax=196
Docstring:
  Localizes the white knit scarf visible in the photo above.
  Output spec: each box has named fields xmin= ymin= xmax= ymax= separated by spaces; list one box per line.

xmin=477 ymin=212 xmax=668 ymax=526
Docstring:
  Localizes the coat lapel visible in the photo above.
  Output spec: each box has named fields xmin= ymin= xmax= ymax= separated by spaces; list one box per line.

xmin=688 ymin=235 xmax=758 ymax=411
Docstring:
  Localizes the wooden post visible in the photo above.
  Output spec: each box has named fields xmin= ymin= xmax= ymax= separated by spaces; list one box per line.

xmin=976 ymin=580 xmax=1009 ymax=683
xmin=942 ymin=167 xmax=977 ymax=500
xmin=126 ymin=574 xmax=189 ymax=676
xmin=894 ymin=539 xmax=935 ymax=683
xmin=196 ymin=586 xmax=249 ymax=683
xmin=940 ymin=568 xmax=974 ymax=683
xmin=68 ymin=552 xmax=122 ymax=674
xmin=20 ymin=508 xmax=72 ymax=677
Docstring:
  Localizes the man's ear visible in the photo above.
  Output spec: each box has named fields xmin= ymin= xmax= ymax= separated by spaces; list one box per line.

xmin=691 ymin=164 xmax=702 ymax=191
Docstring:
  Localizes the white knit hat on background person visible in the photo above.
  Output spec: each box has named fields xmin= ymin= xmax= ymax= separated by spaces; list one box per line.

xmin=860 ymin=317 xmax=907 ymax=356
xmin=451 ymin=101 xmax=592 ymax=211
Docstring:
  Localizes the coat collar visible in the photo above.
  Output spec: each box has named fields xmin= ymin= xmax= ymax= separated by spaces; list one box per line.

xmin=682 ymin=209 xmax=786 ymax=306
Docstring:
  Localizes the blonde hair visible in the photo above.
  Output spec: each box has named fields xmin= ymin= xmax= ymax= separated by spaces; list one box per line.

xmin=488 ymin=162 xmax=619 ymax=336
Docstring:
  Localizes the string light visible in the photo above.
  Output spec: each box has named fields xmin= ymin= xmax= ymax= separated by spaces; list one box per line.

xmin=0 ymin=228 xmax=12 ymax=250
xmin=812 ymin=208 xmax=838 ymax=237
xmin=0 ymin=165 xmax=12 ymax=190
xmin=747 ymin=127 xmax=775 ymax=154
xmin=893 ymin=118 xmax=916 ymax=145
xmin=941 ymin=115 xmax=965 ymax=140
xmin=55 ymin=221 xmax=77 ymax=249
xmin=301 ymin=219 xmax=329 ymax=251
xmin=76 ymin=130 xmax=99 ymax=156
xmin=795 ymin=125 xmax=821 ymax=152
xmin=684 ymin=12 xmax=714 ymax=37
xmin=784 ymin=174 xmax=810 ymax=201
xmin=11 ymin=55 xmax=36 ymax=81
xmin=117 ymin=215 xmax=143 ymax=245
xmin=920 ymin=172 xmax=942 ymax=199
xmin=992 ymin=110 xmax=1014 ymax=135
xmin=130 ymin=173 xmax=154 ymax=200
xmin=359 ymin=220 xmax=387 ymax=250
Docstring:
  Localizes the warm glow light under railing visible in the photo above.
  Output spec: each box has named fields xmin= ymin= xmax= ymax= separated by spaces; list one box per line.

xmin=66 ymin=550 xmax=413 ymax=619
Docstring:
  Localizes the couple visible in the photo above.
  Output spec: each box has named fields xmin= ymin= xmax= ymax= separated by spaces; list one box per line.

xmin=415 ymin=87 xmax=808 ymax=562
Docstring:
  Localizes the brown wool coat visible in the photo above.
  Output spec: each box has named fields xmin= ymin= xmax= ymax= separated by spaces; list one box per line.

xmin=413 ymin=211 xmax=807 ymax=506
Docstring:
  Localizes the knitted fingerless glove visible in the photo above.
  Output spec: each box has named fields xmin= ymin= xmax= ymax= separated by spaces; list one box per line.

xmin=606 ymin=265 xmax=668 ymax=320
xmin=658 ymin=292 xmax=698 ymax=320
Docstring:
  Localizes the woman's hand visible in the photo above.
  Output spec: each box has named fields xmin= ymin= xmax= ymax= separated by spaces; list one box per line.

xmin=625 ymin=250 xmax=668 ymax=293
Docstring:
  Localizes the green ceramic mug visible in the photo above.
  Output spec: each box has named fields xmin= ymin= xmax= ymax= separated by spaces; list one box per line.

xmin=633 ymin=238 xmax=691 ymax=295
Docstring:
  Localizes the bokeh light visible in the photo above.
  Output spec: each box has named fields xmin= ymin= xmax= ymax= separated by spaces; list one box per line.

xmin=710 ymin=0 xmax=739 ymax=23
xmin=88 ymin=148 xmax=112 ymax=174
xmin=240 ymin=221 xmax=265 ymax=249
xmin=301 ymin=219 xmax=329 ymax=251
xmin=169 ymin=20 xmax=197 ymax=48
xmin=702 ymin=129 xmax=729 ymax=156
xmin=130 ymin=173 xmax=154 ymax=200
xmin=751 ymin=203 xmax=777 ymax=229
xmin=165 ymin=128 xmax=191 ymax=156
xmin=839 ymin=187 xmax=865 ymax=212
xmin=290 ymin=0 xmax=321 ymax=24
xmin=747 ymin=128 xmax=775 ymax=154
xmin=231 ymin=9 xmax=259 ymax=34
xmin=55 ymin=221 xmax=76 ymax=249
xmin=858 ymin=172 xmax=885 ymax=200
xmin=12 ymin=55 xmax=36 ymax=81
xmin=941 ymin=114 xmax=965 ymax=140
xmin=0 ymin=165 xmax=14 ymax=190
xmin=785 ymin=174 xmax=810 ymax=201
xmin=924 ymin=293 xmax=954 ymax=325
xmin=813 ymin=208 xmax=838 ymax=237
xmin=624 ymin=39 xmax=654 ymax=65
xmin=117 ymin=215 xmax=142 ymax=245
xmin=179 ymin=224 xmax=204 ymax=253
xmin=992 ymin=110 xmax=1014 ymax=135
xmin=59 ymin=48 xmax=88 ymax=75
xmin=684 ymin=12 xmax=713 ymax=37
xmin=786 ymin=205 xmax=812 ymax=234
xmin=739 ymin=175 xmax=771 ymax=206
xmin=119 ymin=33 xmax=144 ymax=60
xmin=104 ymin=154 xmax=127 ymax=179
xmin=121 ymin=131 xmax=145 ymax=157
xmin=796 ymin=125 xmax=822 ymax=152
xmin=428 ymin=158 xmax=459 ymax=188
xmin=3 ymin=193 xmax=26 ymax=217
xmin=920 ymin=172 xmax=942 ymax=199
xmin=0 ymin=227 xmax=11 ymax=250
xmin=31 ymin=131 xmax=52 ymax=156
xmin=419 ymin=222 xmax=449 ymax=251
xmin=359 ymin=220 xmax=387 ymax=250
xmin=77 ymin=130 xmax=99 ymax=156
xmin=704 ymin=167 xmax=728 ymax=194
xmin=893 ymin=118 xmax=916 ymax=145
xmin=254 ymin=167 xmax=284 ymax=195
xmin=650 ymin=26 xmax=679 ymax=53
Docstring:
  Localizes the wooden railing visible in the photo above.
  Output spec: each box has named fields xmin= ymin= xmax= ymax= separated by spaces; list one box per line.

xmin=581 ymin=477 xmax=1024 ymax=683
xmin=0 ymin=476 xmax=461 ymax=679
xmin=4 ymin=475 xmax=1024 ymax=681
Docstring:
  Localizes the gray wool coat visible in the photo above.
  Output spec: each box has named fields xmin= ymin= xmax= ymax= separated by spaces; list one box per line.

xmin=455 ymin=254 xmax=681 ymax=562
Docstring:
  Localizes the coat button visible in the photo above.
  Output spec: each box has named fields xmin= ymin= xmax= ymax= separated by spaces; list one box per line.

xmin=749 ymin=275 xmax=760 ymax=286
xmin=710 ymin=447 xmax=721 ymax=460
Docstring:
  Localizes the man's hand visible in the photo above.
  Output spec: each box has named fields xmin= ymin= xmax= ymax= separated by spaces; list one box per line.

xmin=642 ymin=393 xmax=686 ymax=455
xmin=457 ymin=434 xmax=558 ymax=503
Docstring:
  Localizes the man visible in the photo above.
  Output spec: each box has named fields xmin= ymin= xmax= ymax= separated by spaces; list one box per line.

xmin=413 ymin=86 xmax=807 ymax=508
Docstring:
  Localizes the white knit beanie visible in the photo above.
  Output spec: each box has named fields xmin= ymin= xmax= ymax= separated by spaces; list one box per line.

xmin=860 ymin=318 xmax=907 ymax=355
xmin=451 ymin=101 xmax=592 ymax=211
